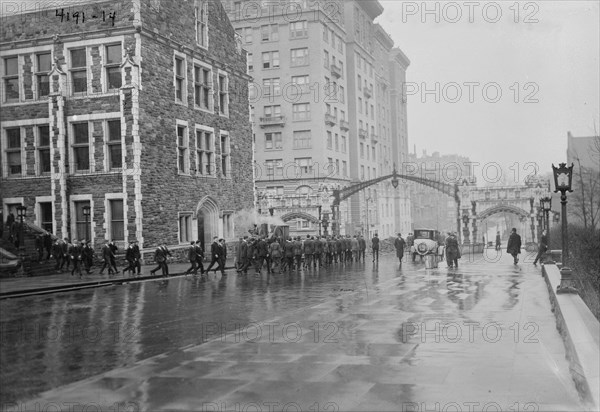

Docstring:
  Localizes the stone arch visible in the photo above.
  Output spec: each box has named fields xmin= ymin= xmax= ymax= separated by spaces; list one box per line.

xmin=477 ymin=204 xmax=530 ymax=220
xmin=281 ymin=211 xmax=319 ymax=223
xmin=196 ymin=196 xmax=219 ymax=251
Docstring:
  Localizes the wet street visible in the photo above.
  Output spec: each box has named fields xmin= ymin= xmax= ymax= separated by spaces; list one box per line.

xmin=0 ymin=251 xmax=585 ymax=411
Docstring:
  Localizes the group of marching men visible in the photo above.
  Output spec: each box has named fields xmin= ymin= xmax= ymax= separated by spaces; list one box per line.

xmin=44 ymin=237 xmax=142 ymax=278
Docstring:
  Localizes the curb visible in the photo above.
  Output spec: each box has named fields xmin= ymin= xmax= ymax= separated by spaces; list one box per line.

xmin=0 ymin=266 xmax=237 ymax=299
xmin=542 ymin=263 xmax=600 ymax=411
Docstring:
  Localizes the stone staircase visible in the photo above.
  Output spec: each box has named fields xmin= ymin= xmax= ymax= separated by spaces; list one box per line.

xmin=0 ymin=223 xmax=58 ymax=278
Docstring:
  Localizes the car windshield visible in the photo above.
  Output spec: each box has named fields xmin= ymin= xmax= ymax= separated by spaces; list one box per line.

xmin=415 ymin=230 xmax=433 ymax=239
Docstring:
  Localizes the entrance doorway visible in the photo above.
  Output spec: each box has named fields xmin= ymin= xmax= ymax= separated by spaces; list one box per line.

xmin=196 ymin=197 xmax=219 ymax=252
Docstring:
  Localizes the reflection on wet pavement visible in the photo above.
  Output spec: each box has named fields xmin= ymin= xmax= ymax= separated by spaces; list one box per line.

xmin=0 ymin=253 xmax=586 ymax=411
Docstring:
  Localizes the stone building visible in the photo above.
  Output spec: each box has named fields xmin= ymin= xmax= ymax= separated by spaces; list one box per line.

xmin=0 ymin=0 xmax=253 ymax=254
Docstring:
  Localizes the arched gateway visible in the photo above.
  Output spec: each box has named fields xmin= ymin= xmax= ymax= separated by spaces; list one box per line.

xmin=196 ymin=196 xmax=219 ymax=251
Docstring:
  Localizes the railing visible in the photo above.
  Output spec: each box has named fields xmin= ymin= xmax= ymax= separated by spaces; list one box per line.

xmin=339 ymin=119 xmax=350 ymax=131
xmin=370 ymin=133 xmax=378 ymax=144
xmin=259 ymin=115 xmax=286 ymax=128
xmin=324 ymin=113 xmax=337 ymax=126
xmin=363 ymin=86 xmax=373 ymax=98
xmin=359 ymin=128 xmax=368 ymax=139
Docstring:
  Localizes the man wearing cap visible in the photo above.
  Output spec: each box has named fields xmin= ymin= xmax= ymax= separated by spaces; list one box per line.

xmin=82 ymin=240 xmax=95 ymax=274
xmin=394 ymin=233 xmax=406 ymax=265
xmin=69 ymin=240 xmax=83 ymax=278
xmin=100 ymin=240 xmax=116 ymax=276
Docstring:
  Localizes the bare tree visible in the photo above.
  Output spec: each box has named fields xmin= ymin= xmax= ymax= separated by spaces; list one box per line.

xmin=568 ymin=134 xmax=600 ymax=230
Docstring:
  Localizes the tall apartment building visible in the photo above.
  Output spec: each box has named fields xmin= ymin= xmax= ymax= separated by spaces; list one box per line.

xmin=1 ymin=0 xmax=253 ymax=254
xmin=225 ymin=0 xmax=411 ymax=237
xmin=408 ymin=150 xmax=471 ymax=233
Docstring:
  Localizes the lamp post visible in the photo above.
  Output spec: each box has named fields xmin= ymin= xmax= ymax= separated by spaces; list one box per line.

xmin=461 ymin=213 xmax=469 ymax=244
xmin=82 ymin=205 xmax=91 ymax=243
xmin=541 ymin=197 xmax=552 ymax=233
xmin=552 ymin=163 xmax=577 ymax=294
xmin=16 ymin=205 xmax=26 ymax=250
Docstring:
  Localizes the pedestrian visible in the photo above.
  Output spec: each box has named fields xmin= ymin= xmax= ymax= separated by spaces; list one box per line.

xmin=371 ymin=233 xmax=380 ymax=262
xmin=99 ymin=241 xmax=116 ymax=275
xmin=124 ymin=240 xmax=141 ymax=276
xmin=256 ymin=236 xmax=271 ymax=274
xmin=195 ymin=240 xmax=206 ymax=275
xmin=328 ymin=236 xmax=336 ymax=264
xmin=445 ymin=232 xmax=460 ymax=268
xmin=185 ymin=241 xmax=198 ymax=275
xmin=283 ymin=237 xmax=295 ymax=271
xmin=63 ymin=238 xmax=72 ymax=271
xmin=495 ymin=231 xmax=501 ymax=251
xmin=533 ymin=230 xmax=549 ymax=266
xmin=218 ymin=238 xmax=227 ymax=275
xmin=53 ymin=238 xmax=66 ymax=272
xmin=6 ymin=212 xmax=15 ymax=243
xmin=205 ymin=237 xmax=222 ymax=273
xmin=351 ymin=235 xmax=359 ymax=262
xmin=247 ymin=238 xmax=257 ymax=272
xmin=314 ymin=236 xmax=325 ymax=268
xmin=108 ymin=240 xmax=119 ymax=274
xmin=394 ymin=233 xmax=406 ymax=265
xmin=69 ymin=240 xmax=83 ymax=278
xmin=344 ymin=235 xmax=352 ymax=262
xmin=506 ymin=228 xmax=522 ymax=265
xmin=269 ymin=237 xmax=282 ymax=273
xmin=82 ymin=240 xmax=95 ymax=274
xmin=237 ymin=236 xmax=249 ymax=275
xmin=235 ymin=237 xmax=243 ymax=272
xmin=150 ymin=244 xmax=171 ymax=276
xmin=293 ymin=236 xmax=303 ymax=270
xmin=358 ymin=235 xmax=366 ymax=262
xmin=303 ymin=236 xmax=314 ymax=269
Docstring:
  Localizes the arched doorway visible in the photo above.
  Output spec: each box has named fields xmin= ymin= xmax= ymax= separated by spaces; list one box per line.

xmin=196 ymin=197 xmax=219 ymax=251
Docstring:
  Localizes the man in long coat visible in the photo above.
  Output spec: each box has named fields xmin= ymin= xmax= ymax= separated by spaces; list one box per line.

xmin=394 ymin=233 xmax=406 ymax=265
xmin=506 ymin=228 xmax=522 ymax=265
xmin=445 ymin=232 xmax=460 ymax=268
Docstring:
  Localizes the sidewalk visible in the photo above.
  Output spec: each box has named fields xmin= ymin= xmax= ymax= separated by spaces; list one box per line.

xmin=0 ymin=258 xmax=235 ymax=298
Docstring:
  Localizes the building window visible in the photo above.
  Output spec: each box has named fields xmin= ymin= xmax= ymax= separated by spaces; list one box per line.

xmin=262 ymin=51 xmax=280 ymax=69
xmin=358 ymin=97 xmax=363 ymax=113
xmin=360 ymin=142 xmax=364 ymax=158
xmin=196 ymin=1 xmax=209 ymax=48
xmin=70 ymin=48 xmax=87 ymax=94
xmin=372 ymin=146 xmax=376 ymax=161
xmin=196 ymin=128 xmax=215 ymax=176
xmin=335 ymin=133 xmax=339 ymax=151
xmin=266 ymin=186 xmax=284 ymax=196
xmin=177 ymin=125 xmax=189 ymax=174
xmin=106 ymin=120 xmax=122 ymax=170
xmin=291 ymin=75 xmax=309 ymax=85
xmin=291 ymin=48 xmax=309 ymax=67
xmin=265 ymin=132 xmax=282 ymax=150
xmin=74 ymin=201 xmax=91 ymax=240
xmin=327 ymin=131 xmax=332 ymax=149
xmin=36 ymin=52 xmax=51 ymax=98
xmin=366 ymin=144 xmax=370 ymax=160
xmin=220 ymin=132 xmax=231 ymax=178
xmin=236 ymin=26 xmax=253 ymax=44
xmin=37 ymin=125 xmax=51 ymax=175
xmin=179 ymin=213 xmax=192 ymax=243
xmin=223 ymin=212 xmax=234 ymax=239
xmin=264 ymin=105 xmax=281 ymax=118
xmin=194 ymin=64 xmax=212 ymax=111
xmin=3 ymin=56 xmax=19 ymax=101
xmin=174 ymin=56 xmax=186 ymax=103
xmin=293 ymin=130 xmax=311 ymax=149
xmin=265 ymin=159 xmax=283 ymax=177
xmin=261 ymin=24 xmax=279 ymax=42
xmin=290 ymin=21 xmax=307 ymax=38
xmin=338 ymin=36 xmax=343 ymax=53
xmin=263 ymin=78 xmax=281 ymax=96
xmin=218 ymin=72 xmax=229 ymax=116
xmin=336 ymin=159 xmax=340 ymax=176
xmin=323 ymin=24 xmax=328 ymax=41
xmin=342 ymin=160 xmax=347 ymax=177
xmin=5 ymin=127 xmax=22 ymax=176
xmin=247 ymin=53 xmax=253 ymax=72
xmin=295 ymin=157 xmax=312 ymax=175
xmin=109 ymin=199 xmax=124 ymax=241
xmin=39 ymin=202 xmax=53 ymax=233
xmin=105 ymin=44 xmax=122 ymax=90
xmin=72 ymin=122 xmax=90 ymax=172
xmin=292 ymin=103 xmax=310 ymax=121
xmin=323 ymin=50 xmax=329 ymax=68
xmin=361 ymin=165 xmax=365 ymax=180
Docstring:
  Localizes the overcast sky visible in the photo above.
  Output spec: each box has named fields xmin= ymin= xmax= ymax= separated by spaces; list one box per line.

xmin=378 ymin=0 xmax=599 ymax=181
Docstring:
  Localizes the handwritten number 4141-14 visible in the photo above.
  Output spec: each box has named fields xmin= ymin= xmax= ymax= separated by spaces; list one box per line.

xmin=55 ymin=9 xmax=116 ymax=26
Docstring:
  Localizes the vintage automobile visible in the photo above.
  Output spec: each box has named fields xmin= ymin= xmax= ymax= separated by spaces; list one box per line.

xmin=411 ymin=229 xmax=444 ymax=260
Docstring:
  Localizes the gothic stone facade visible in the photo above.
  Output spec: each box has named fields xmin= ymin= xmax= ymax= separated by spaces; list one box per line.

xmin=0 ymin=0 xmax=253 ymax=254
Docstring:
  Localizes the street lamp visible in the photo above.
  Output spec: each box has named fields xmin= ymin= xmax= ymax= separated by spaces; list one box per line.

xmin=82 ymin=205 xmax=91 ymax=242
xmin=461 ymin=213 xmax=470 ymax=244
xmin=366 ymin=197 xmax=373 ymax=238
xmin=541 ymin=196 xmax=552 ymax=232
xmin=552 ymin=162 xmax=576 ymax=294
xmin=16 ymin=205 xmax=26 ymax=250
